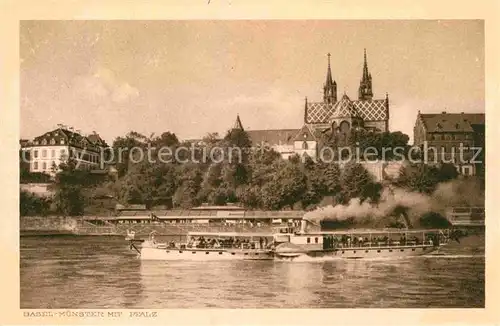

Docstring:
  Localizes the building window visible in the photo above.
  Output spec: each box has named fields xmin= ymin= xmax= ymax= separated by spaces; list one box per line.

xmin=60 ymin=149 xmax=66 ymax=157
xmin=60 ymin=139 xmax=65 ymax=145
xmin=444 ymin=134 xmax=452 ymax=140
xmin=42 ymin=162 xmax=47 ymax=170
xmin=42 ymin=139 xmax=47 ymax=145
xmin=51 ymin=161 xmax=56 ymax=169
xmin=34 ymin=150 xmax=38 ymax=158
xmin=50 ymin=138 xmax=56 ymax=145
xmin=42 ymin=149 xmax=47 ymax=158
xmin=51 ymin=149 xmax=55 ymax=158
xmin=462 ymin=166 xmax=473 ymax=176
xmin=33 ymin=161 xmax=38 ymax=170
xmin=302 ymin=141 xmax=308 ymax=150
xmin=307 ymin=237 xmax=311 ymax=244
xmin=314 ymin=237 xmax=318 ymax=244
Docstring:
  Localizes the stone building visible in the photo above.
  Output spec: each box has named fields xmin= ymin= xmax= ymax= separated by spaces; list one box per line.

xmin=413 ymin=111 xmax=485 ymax=176
xmin=24 ymin=126 xmax=108 ymax=175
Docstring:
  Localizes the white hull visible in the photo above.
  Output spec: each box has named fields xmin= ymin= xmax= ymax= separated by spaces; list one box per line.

xmin=140 ymin=247 xmax=274 ymax=261
xmin=275 ymin=244 xmax=440 ymax=261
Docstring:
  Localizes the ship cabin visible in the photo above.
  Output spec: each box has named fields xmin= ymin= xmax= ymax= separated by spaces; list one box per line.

xmin=272 ymin=226 xmax=448 ymax=250
xmin=181 ymin=231 xmax=273 ymax=250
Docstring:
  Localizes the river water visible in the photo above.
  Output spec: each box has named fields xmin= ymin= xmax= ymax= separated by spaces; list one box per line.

xmin=20 ymin=234 xmax=484 ymax=308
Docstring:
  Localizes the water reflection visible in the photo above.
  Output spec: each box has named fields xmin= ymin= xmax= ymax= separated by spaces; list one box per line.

xmin=21 ymin=235 xmax=485 ymax=308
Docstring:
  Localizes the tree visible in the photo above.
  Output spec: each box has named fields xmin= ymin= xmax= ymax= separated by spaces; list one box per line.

xmin=20 ymin=190 xmax=51 ymax=216
xmin=272 ymin=162 xmax=307 ymax=209
xmin=323 ymin=162 xmax=342 ymax=195
xmin=236 ymin=185 xmax=261 ymax=208
xmin=112 ymin=131 xmax=148 ymax=177
xmin=436 ymin=163 xmax=459 ymax=182
xmin=397 ymin=163 xmax=440 ymax=194
xmin=340 ymin=161 xmax=379 ymax=203
xmin=52 ymin=159 xmax=87 ymax=216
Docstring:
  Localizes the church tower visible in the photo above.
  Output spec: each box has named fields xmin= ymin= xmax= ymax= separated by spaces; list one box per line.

xmin=358 ymin=49 xmax=373 ymax=101
xmin=323 ymin=53 xmax=337 ymax=104
xmin=232 ymin=114 xmax=244 ymax=131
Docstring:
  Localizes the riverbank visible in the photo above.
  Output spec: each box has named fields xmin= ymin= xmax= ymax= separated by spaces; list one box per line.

xmin=20 ymin=216 xmax=485 ymax=237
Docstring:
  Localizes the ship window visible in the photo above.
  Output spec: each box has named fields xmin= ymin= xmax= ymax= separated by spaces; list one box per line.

xmin=244 ymin=253 xmax=248 ymax=256
xmin=389 ymin=249 xmax=393 ymax=252
xmin=206 ymin=252 xmax=209 ymax=254
xmin=353 ymin=251 xmax=356 ymax=253
xmin=255 ymin=253 xmax=259 ymax=255
xmin=400 ymin=249 xmax=404 ymax=252
xmin=365 ymin=250 xmax=368 ymax=253
xmin=307 ymin=237 xmax=311 ymax=243
xmin=341 ymin=251 xmax=345 ymax=254
xmin=412 ymin=248 xmax=415 ymax=251
xmin=192 ymin=252 xmax=196 ymax=254
xmin=179 ymin=251 xmax=183 ymax=253
xmin=314 ymin=237 xmax=318 ymax=243
xmin=377 ymin=250 xmax=381 ymax=253
xmin=231 ymin=253 xmax=235 ymax=255
xmin=219 ymin=252 xmax=223 ymax=255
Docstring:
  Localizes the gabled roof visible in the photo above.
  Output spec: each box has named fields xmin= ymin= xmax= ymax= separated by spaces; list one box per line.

xmin=293 ymin=124 xmax=316 ymax=141
xmin=246 ymin=129 xmax=300 ymax=146
xmin=419 ymin=113 xmax=485 ymax=133
xmin=332 ymin=94 xmax=359 ymax=118
xmin=31 ymin=128 xmax=108 ymax=148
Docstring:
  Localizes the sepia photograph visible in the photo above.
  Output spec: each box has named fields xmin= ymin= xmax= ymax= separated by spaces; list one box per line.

xmin=18 ymin=19 xmax=485 ymax=310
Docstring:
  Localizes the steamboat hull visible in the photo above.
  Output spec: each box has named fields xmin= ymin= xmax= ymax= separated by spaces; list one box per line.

xmin=140 ymin=247 xmax=274 ymax=261
xmin=275 ymin=244 xmax=440 ymax=261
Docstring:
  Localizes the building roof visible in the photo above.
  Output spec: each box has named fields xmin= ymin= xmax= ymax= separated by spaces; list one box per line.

xmin=293 ymin=124 xmax=317 ymax=141
xmin=334 ymin=94 xmax=360 ymax=118
xmin=246 ymin=129 xmax=300 ymax=146
xmin=305 ymin=96 xmax=388 ymax=124
xmin=419 ymin=112 xmax=485 ymax=133
xmin=30 ymin=127 xmax=108 ymax=149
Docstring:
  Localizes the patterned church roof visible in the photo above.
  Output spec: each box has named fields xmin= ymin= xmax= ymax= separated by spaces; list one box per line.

xmin=305 ymin=96 xmax=388 ymax=124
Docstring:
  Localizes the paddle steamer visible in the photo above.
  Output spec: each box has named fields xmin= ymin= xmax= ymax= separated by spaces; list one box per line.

xmin=129 ymin=220 xmax=457 ymax=261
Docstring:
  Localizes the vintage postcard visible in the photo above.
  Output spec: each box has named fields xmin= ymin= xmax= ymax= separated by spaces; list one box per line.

xmin=1 ymin=0 xmax=499 ymax=325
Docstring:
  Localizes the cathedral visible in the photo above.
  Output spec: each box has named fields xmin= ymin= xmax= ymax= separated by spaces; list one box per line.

xmin=304 ymin=50 xmax=389 ymax=134
xmin=239 ymin=50 xmax=391 ymax=160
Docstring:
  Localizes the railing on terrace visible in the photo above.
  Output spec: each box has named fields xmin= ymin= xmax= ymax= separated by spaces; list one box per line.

xmin=107 ymin=209 xmax=306 ymax=219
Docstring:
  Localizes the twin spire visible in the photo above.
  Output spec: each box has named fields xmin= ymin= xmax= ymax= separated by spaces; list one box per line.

xmin=322 ymin=49 xmax=374 ymax=103
xmin=323 ymin=53 xmax=337 ymax=104
xmin=358 ymin=48 xmax=373 ymax=100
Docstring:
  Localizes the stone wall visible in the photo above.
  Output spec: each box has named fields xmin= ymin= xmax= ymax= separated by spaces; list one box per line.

xmin=20 ymin=216 xmax=79 ymax=233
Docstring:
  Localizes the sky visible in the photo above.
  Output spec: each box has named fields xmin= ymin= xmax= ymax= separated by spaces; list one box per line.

xmin=20 ymin=20 xmax=484 ymax=144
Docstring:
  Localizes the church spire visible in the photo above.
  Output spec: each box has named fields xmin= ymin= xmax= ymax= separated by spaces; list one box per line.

xmin=233 ymin=114 xmax=244 ymax=130
xmin=358 ymin=48 xmax=373 ymax=100
xmin=323 ymin=53 xmax=337 ymax=104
